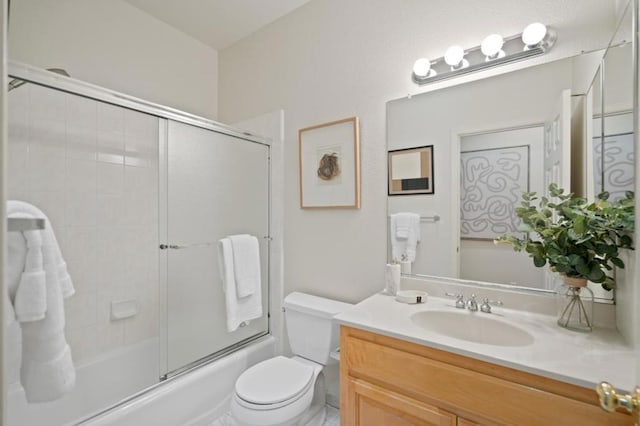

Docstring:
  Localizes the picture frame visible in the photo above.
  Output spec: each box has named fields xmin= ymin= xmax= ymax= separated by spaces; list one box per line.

xmin=298 ymin=117 xmax=360 ymax=209
xmin=388 ymin=145 xmax=434 ymax=195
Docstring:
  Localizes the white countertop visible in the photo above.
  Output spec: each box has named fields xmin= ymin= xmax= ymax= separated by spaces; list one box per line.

xmin=335 ymin=293 xmax=637 ymax=392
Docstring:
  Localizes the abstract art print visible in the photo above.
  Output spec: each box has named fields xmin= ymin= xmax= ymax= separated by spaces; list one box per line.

xmin=460 ymin=145 xmax=529 ymax=239
xmin=388 ymin=145 xmax=434 ymax=195
xmin=298 ymin=117 xmax=360 ymax=208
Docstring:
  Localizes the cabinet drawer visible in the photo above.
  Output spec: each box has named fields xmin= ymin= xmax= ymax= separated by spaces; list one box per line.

xmin=348 ymin=378 xmax=456 ymax=426
xmin=342 ymin=329 xmax=632 ymax=426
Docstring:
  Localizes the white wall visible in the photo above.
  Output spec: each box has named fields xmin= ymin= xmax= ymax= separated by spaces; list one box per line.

xmin=8 ymin=0 xmax=218 ymax=120
xmin=218 ymin=0 xmax=619 ymax=304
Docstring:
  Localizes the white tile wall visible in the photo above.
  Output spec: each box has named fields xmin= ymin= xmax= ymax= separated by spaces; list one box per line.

xmin=7 ymin=83 xmax=160 ymax=366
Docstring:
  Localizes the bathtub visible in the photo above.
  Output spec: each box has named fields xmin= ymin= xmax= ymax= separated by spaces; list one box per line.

xmin=86 ymin=336 xmax=275 ymax=426
xmin=7 ymin=322 xmax=275 ymax=426
xmin=7 ymin=333 xmax=159 ymax=426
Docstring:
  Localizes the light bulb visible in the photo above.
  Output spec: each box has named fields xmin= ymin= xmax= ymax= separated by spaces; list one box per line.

xmin=481 ymin=34 xmax=505 ymax=59
xmin=522 ymin=23 xmax=547 ymax=47
xmin=444 ymin=45 xmax=466 ymax=67
xmin=412 ymin=58 xmax=431 ymax=78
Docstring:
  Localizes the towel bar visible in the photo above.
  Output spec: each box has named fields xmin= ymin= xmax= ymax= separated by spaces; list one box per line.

xmin=387 ymin=214 xmax=440 ymax=222
xmin=160 ymin=237 xmax=271 ymax=250
xmin=7 ymin=217 xmax=46 ymax=232
xmin=159 ymin=242 xmax=214 ymax=250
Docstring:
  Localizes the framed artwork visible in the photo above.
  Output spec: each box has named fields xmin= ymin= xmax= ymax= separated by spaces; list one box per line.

xmin=388 ymin=145 xmax=434 ymax=195
xmin=298 ymin=117 xmax=360 ymax=209
xmin=460 ymin=145 xmax=530 ymax=239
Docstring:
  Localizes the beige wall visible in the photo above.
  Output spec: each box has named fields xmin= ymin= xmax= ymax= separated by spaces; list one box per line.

xmin=8 ymin=0 xmax=218 ymax=120
xmin=218 ymin=0 xmax=619 ymax=303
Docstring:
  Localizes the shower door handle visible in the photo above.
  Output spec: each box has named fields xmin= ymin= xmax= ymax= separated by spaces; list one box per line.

xmin=159 ymin=243 xmax=214 ymax=250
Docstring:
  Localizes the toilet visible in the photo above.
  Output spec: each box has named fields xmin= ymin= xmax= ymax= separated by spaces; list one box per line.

xmin=230 ymin=292 xmax=352 ymax=426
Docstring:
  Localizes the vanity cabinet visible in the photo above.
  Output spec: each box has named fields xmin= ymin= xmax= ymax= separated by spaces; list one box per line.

xmin=340 ymin=326 xmax=632 ymax=426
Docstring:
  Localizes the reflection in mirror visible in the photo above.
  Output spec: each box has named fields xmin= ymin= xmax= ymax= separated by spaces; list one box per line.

xmin=459 ymin=127 xmax=544 ymax=288
xmin=388 ymin=146 xmax=434 ymax=195
xmin=595 ymin=2 xmax=634 ymax=202
xmin=386 ymin=43 xmax=631 ymax=301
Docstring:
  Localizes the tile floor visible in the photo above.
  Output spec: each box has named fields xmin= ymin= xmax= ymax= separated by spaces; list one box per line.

xmin=324 ymin=405 xmax=340 ymax=425
xmin=209 ymin=405 xmax=339 ymax=425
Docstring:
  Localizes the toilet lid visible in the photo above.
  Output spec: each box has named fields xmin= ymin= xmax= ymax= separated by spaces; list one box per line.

xmin=235 ymin=356 xmax=315 ymax=405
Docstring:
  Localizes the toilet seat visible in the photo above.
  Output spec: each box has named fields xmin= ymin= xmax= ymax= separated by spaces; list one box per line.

xmin=235 ymin=356 xmax=315 ymax=409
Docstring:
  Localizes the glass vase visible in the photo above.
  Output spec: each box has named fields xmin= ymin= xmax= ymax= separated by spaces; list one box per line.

xmin=555 ymin=275 xmax=594 ymax=332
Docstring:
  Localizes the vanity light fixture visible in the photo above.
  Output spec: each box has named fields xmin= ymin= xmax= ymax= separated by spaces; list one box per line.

xmin=412 ymin=58 xmax=436 ymax=78
xmin=481 ymin=34 xmax=505 ymax=60
xmin=444 ymin=45 xmax=469 ymax=70
xmin=412 ymin=23 xmax=556 ymax=85
xmin=522 ymin=22 xmax=549 ymax=49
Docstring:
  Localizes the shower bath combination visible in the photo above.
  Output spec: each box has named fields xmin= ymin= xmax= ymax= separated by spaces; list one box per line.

xmin=6 ymin=62 xmax=273 ymax=425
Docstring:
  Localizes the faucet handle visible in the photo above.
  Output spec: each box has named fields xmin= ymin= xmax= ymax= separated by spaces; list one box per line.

xmin=480 ymin=297 xmax=504 ymax=313
xmin=466 ymin=294 xmax=478 ymax=311
xmin=445 ymin=292 xmax=465 ymax=309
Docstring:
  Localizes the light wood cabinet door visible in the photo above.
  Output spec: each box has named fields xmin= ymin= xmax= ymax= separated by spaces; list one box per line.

xmin=344 ymin=378 xmax=456 ymax=426
xmin=340 ymin=326 xmax=634 ymax=426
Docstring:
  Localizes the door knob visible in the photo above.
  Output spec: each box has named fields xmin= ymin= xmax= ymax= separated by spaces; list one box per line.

xmin=597 ymin=381 xmax=640 ymax=421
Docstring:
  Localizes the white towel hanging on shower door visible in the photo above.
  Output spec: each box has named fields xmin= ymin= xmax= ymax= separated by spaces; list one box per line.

xmin=218 ymin=238 xmax=262 ymax=332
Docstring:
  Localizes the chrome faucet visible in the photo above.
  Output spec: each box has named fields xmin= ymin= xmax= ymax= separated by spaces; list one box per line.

xmin=466 ymin=294 xmax=478 ymax=311
xmin=445 ymin=292 xmax=466 ymax=309
xmin=480 ymin=298 xmax=504 ymax=314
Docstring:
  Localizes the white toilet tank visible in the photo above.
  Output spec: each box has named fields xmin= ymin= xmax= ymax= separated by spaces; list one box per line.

xmin=284 ymin=292 xmax=353 ymax=365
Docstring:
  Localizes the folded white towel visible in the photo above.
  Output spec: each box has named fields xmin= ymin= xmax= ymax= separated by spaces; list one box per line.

xmin=7 ymin=200 xmax=76 ymax=402
xmin=390 ymin=213 xmax=421 ymax=262
xmin=228 ymin=234 xmax=261 ymax=298
xmin=394 ymin=213 xmax=413 ymax=240
xmin=218 ymin=238 xmax=263 ymax=332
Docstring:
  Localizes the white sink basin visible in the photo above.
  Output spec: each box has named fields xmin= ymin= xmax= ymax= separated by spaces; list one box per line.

xmin=410 ymin=310 xmax=534 ymax=347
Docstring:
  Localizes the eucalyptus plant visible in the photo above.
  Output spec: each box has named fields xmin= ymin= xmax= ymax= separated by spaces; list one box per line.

xmin=497 ymin=184 xmax=635 ymax=290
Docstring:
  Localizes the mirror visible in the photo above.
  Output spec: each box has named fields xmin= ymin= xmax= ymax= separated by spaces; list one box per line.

xmin=595 ymin=2 xmax=634 ymax=202
xmin=386 ymin=5 xmax=633 ymax=301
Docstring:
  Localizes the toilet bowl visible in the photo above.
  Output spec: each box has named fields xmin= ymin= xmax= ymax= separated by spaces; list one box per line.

xmin=230 ymin=292 xmax=352 ymax=426
xmin=230 ymin=356 xmax=325 ymax=426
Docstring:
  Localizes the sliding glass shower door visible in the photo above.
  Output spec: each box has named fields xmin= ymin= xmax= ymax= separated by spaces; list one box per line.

xmin=162 ymin=120 xmax=270 ymax=375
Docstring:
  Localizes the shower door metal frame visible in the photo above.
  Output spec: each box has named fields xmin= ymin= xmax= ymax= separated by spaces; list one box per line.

xmin=7 ymin=61 xmax=269 ymax=146
xmin=6 ymin=60 xmax=274 ymax=424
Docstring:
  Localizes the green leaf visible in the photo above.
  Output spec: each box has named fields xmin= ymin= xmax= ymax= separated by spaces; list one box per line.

xmin=587 ymin=264 xmax=606 ymax=282
xmin=611 ymin=257 xmax=625 ymax=268
xmin=533 ymin=256 xmax=546 ymax=267
xmin=573 ymin=215 xmax=585 ymax=234
xmin=576 ymin=263 xmax=590 ymax=276
xmin=568 ymin=254 xmax=585 ymax=266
